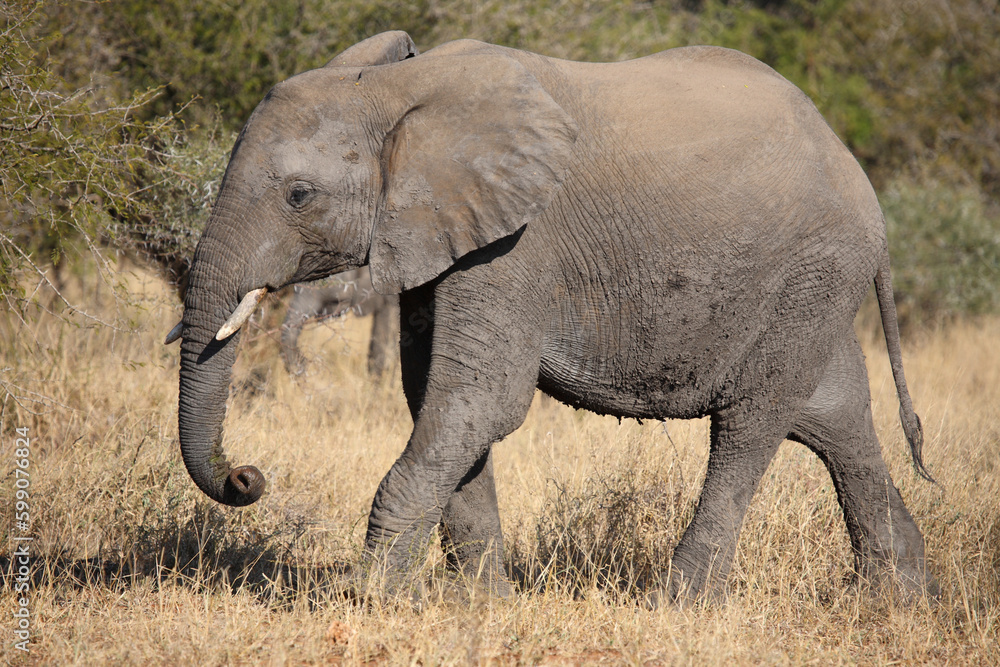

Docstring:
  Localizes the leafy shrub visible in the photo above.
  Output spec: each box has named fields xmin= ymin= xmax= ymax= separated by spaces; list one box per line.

xmin=44 ymin=0 xmax=441 ymax=131
xmin=6 ymin=0 xmax=999 ymax=326
xmin=1 ymin=4 xmax=157 ymax=313
xmin=883 ymin=179 xmax=1000 ymax=327
xmin=1 ymin=3 xmax=235 ymax=313
xmin=119 ymin=123 xmax=235 ymax=292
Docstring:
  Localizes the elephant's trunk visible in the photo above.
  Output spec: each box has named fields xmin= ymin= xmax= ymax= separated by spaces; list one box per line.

xmin=177 ymin=230 xmax=267 ymax=507
xmin=178 ymin=328 xmax=265 ymax=506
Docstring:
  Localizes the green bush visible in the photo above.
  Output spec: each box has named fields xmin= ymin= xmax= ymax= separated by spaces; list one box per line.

xmin=119 ymin=123 xmax=235 ymax=292
xmin=1 ymin=2 xmax=233 ymax=313
xmin=5 ymin=0 xmax=999 ymax=326
xmin=61 ymin=0 xmax=999 ymax=201
xmin=883 ymin=180 xmax=1000 ymax=327
xmin=43 ymin=0 xmax=441 ymax=131
xmin=1 ymin=3 xmax=158 ymax=312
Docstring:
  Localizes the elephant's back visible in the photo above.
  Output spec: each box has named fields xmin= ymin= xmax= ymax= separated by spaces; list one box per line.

xmin=552 ymin=47 xmax=827 ymax=155
xmin=633 ymin=45 xmax=792 ymax=83
xmin=541 ymin=44 xmax=880 ymax=246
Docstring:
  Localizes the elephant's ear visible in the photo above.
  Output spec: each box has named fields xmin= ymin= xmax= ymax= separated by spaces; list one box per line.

xmin=366 ymin=53 xmax=579 ymax=294
xmin=326 ymin=31 xmax=418 ymax=67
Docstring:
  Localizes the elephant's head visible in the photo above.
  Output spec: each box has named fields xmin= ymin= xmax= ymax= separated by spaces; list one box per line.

xmin=171 ymin=31 xmax=578 ymax=507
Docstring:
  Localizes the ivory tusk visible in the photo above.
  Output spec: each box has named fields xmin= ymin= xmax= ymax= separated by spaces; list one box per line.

xmin=164 ymin=320 xmax=183 ymax=345
xmin=215 ymin=288 xmax=268 ymax=340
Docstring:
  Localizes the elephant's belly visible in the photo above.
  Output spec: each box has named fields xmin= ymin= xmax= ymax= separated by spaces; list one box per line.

xmin=537 ymin=364 xmax=717 ymax=420
xmin=537 ymin=301 xmax=738 ymax=421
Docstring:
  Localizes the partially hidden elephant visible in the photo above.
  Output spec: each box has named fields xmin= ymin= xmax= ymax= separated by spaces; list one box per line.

xmin=166 ymin=31 xmax=936 ymax=603
xmin=280 ymin=267 xmax=399 ymax=378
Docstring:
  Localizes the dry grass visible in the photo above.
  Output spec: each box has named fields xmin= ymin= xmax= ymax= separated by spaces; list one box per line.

xmin=2 ymin=266 xmax=998 ymax=665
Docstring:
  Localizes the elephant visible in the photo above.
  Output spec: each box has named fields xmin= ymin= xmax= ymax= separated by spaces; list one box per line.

xmin=280 ymin=267 xmax=399 ymax=378
xmin=167 ymin=30 xmax=936 ymax=604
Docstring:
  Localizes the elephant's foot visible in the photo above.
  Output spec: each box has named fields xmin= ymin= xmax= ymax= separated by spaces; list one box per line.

xmin=645 ymin=549 xmax=731 ymax=609
xmin=341 ymin=555 xmax=511 ymax=612
xmin=854 ymin=547 xmax=939 ymax=603
xmin=352 ymin=525 xmax=511 ymax=610
xmin=415 ymin=565 xmax=512 ymax=610
xmin=340 ymin=551 xmax=427 ymax=611
xmin=442 ymin=544 xmax=512 ymax=599
xmin=438 ymin=448 xmax=511 ymax=598
xmin=350 ymin=546 xmax=512 ymax=608
xmin=441 ymin=524 xmax=510 ymax=600
xmin=856 ymin=491 xmax=939 ymax=602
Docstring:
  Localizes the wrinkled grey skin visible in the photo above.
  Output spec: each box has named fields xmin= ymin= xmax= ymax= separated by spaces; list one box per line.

xmin=174 ymin=31 xmax=935 ymax=603
xmin=280 ymin=267 xmax=399 ymax=378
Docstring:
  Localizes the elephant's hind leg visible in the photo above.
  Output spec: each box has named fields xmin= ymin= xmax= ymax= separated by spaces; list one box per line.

xmin=656 ymin=398 xmax=795 ymax=606
xmin=789 ymin=330 xmax=932 ymax=597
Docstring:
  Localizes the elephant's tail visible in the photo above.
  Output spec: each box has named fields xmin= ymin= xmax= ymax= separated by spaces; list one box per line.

xmin=874 ymin=252 xmax=934 ymax=482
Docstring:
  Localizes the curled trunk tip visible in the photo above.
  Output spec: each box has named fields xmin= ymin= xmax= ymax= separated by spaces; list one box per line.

xmin=222 ymin=465 xmax=267 ymax=506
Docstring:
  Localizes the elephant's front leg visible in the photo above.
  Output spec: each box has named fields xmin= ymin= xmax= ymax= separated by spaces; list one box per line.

xmin=440 ymin=448 xmax=509 ymax=596
xmin=363 ymin=375 xmax=532 ymax=593
xmin=364 ymin=272 xmax=545 ymax=594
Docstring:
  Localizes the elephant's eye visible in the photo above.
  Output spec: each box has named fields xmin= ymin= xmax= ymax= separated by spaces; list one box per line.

xmin=287 ymin=182 xmax=315 ymax=209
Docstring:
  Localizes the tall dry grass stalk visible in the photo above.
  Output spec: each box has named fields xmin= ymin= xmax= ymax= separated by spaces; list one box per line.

xmin=2 ymin=267 xmax=998 ymax=664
